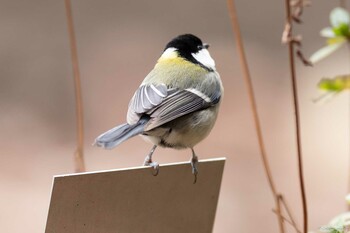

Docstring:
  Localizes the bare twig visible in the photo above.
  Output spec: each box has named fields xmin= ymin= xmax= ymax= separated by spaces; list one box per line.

xmin=345 ymin=2 xmax=350 ymax=212
xmin=296 ymin=50 xmax=313 ymax=66
xmin=272 ymin=209 xmax=302 ymax=233
xmin=284 ymin=0 xmax=308 ymax=232
xmin=64 ymin=0 xmax=86 ymax=173
xmin=226 ymin=0 xmax=285 ymax=232
xmin=282 ymin=23 xmax=292 ymax=44
xmin=347 ymin=27 xmax=350 ymax=212
xmin=282 ymin=1 xmax=312 ymax=66
xmin=279 ymin=195 xmax=302 ymax=233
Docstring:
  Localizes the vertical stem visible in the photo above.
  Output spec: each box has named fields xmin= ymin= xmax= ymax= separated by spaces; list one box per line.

xmin=284 ymin=0 xmax=308 ymax=232
xmin=64 ymin=0 xmax=86 ymax=173
xmin=348 ymin=93 xmax=350 ymax=211
xmin=347 ymin=42 xmax=350 ymax=211
xmin=279 ymin=195 xmax=301 ymax=232
xmin=226 ymin=0 xmax=285 ymax=232
xmin=341 ymin=1 xmax=350 ymax=211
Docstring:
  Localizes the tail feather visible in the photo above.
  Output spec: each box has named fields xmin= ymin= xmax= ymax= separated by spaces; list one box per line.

xmin=94 ymin=117 xmax=148 ymax=149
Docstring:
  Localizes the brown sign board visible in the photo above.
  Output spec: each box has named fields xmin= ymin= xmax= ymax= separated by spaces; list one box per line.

xmin=45 ymin=157 xmax=225 ymax=233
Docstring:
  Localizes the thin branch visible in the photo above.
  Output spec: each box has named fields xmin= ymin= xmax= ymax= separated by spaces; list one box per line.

xmin=226 ymin=0 xmax=285 ymax=232
xmin=284 ymin=0 xmax=308 ymax=232
xmin=64 ymin=0 xmax=86 ymax=173
xmin=279 ymin=195 xmax=302 ymax=233
xmin=347 ymin=33 xmax=350 ymax=212
xmin=272 ymin=209 xmax=302 ymax=233
xmin=344 ymin=5 xmax=350 ymax=211
xmin=296 ymin=50 xmax=313 ymax=67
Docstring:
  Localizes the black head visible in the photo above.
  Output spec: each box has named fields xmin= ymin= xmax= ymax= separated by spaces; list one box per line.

xmin=162 ymin=34 xmax=214 ymax=71
xmin=163 ymin=34 xmax=213 ymax=70
xmin=165 ymin=34 xmax=208 ymax=53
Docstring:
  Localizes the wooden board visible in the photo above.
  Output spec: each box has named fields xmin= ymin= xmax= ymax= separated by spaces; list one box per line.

xmin=45 ymin=157 xmax=226 ymax=233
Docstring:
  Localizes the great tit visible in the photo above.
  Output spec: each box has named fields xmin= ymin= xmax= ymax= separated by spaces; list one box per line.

xmin=94 ymin=34 xmax=223 ymax=183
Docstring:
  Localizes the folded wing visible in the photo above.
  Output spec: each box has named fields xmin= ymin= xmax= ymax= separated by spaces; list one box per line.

xmin=127 ymin=83 xmax=221 ymax=130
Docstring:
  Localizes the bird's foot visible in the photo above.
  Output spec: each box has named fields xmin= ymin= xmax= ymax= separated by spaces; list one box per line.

xmin=191 ymin=155 xmax=199 ymax=184
xmin=143 ymin=156 xmax=159 ymax=176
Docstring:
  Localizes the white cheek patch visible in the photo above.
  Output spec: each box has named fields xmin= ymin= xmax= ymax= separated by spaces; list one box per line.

xmin=192 ymin=49 xmax=216 ymax=70
xmin=160 ymin=47 xmax=178 ymax=59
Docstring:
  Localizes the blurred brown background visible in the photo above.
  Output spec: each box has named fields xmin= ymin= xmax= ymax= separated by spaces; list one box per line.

xmin=1 ymin=0 xmax=350 ymax=232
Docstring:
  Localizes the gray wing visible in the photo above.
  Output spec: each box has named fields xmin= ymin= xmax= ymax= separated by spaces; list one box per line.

xmin=127 ymin=84 xmax=221 ymax=130
xmin=127 ymin=84 xmax=168 ymax=124
xmin=145 ymin=89 xmax=214 ymax=130
xmin=130 ymin=84 xmax=167 ymax=113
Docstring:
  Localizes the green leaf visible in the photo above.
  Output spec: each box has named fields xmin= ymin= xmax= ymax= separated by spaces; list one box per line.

xmin=309 ymin=42 xmax=345 ymax=64
xmin=332 ymin=23 xmax=350 ymax=37
xmin=330 ymin=7 xmax=350 ymax=28
xmin=318 ymin=75 xmax=350 ymax=92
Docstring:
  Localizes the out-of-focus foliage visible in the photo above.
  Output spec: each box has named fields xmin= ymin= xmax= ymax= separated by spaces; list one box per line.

xmin=319 ymin=225 xmax=344 ymax=233
xmin=318 ymin=75 xmax=350 ymax=92
xmin=310 ymin=7 xmax=350 ymax=64
xmin=317 ymin=212 xmax=350 ymax=233
xmin=313 ymin=75 xmax=350 ymax=103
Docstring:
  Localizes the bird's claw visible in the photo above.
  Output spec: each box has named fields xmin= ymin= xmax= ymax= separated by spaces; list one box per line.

xmin=150 ymin=162 xmax=159 ymax=176
xmin=144 ymin=156 xmax=160 ymax=176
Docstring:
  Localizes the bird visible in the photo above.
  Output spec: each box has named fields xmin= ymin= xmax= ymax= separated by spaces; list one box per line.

xmin=94 ymin=34 xmax=223 ymax=183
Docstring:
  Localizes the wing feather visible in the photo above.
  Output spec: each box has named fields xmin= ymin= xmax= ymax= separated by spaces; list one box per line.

xmin=127 ymin=82 xmax=221 ymax=129
xmin=127 ymin=84 xmax=167 ymax=124
xmin=132 ymin=84 xmax=167 ymax=113
xmin=145 ymin=90 xmax=212 ymax=130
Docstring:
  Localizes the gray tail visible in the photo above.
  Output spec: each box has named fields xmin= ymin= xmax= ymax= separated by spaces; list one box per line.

xmin=94 ymin=117 xmax=149 ymax=149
